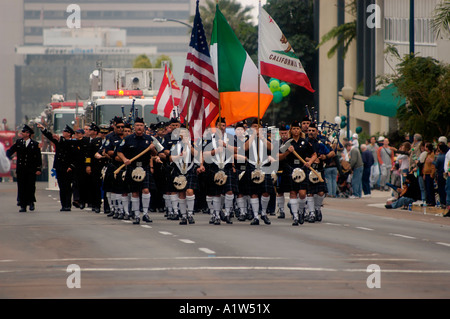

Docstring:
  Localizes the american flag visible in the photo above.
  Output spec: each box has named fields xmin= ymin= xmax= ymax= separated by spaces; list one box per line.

xmin=151 ymin=64 xmax=181 ymax=118
xmin=179 ymin=0 xmax=219 ymax=140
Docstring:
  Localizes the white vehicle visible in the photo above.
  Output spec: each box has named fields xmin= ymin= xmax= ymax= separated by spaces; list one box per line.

xmin=48 ymin=94 xmax=85 ymax=134
xmin=86 ymin=68 xmax=170 ymax=126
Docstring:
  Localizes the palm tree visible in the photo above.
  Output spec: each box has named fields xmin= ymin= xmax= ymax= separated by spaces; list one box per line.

xmin=316 ymin=0 xmax=357 ymax=59
xmin=431 ymin=0 xmax=450 ymax=38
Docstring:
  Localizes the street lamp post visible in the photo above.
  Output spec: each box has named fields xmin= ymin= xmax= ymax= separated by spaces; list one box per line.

xmin=342 ymin=86 xmax=354 ymax=140
xmin=153 ymin=18 xmax=192 ymax=29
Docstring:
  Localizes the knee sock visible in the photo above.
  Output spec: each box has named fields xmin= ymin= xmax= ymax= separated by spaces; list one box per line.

xmin=307 ymin=196 xmax=315 ymax=213
xmin=142 ymin=193 xmax=151 ymax=215
xmin=163 ymin=194 xmax=173 ymax=213
xmin=250 ymin=197 xmax=259 ymax=219
xmin=224 ymin=193 xmax=234 ymax=216
xmin=236 ymin=197 xmax=247 ymax=214
xmin=122 ymin=195 xmax=129 ymax=215
xmin=131 ymin=196 xmax=140 ymax=218
xmin=261 ymin=195 xmax=270 ymax=216
xmin=276 ymin=195 xmax=285 ymax=212
xmin=206 ymin=196 xmax=214 ymax=212
xmin=290 ymin=198 xmax=299 ymax=219
xmin=186 ymin=195 xmax=195 ymax=214
xmin=298 ymin=197 xmax=307 ymax=213
xmin=314 ymin=194 xmax=325 ymax=211
xmin=178 ymin=198 xmax=187 ymax=218
xmin=212 ymin=196 xmax=222 ymax=218
xmin=170 ymin=194 xmax=179 ymax=214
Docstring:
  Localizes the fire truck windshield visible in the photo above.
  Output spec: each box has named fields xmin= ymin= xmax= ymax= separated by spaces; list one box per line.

xmin=96 ymin=104 xmax=143 ymax=126
xmin=54 ymin=113 xmax=77 ymax=134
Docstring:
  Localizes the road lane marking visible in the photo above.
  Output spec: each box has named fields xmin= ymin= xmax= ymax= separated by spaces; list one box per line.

xmin=179 ymin=239 xmax=195 ymax=244
xmin=390 ymin=233 xmax=416 ymax=239
xmin=141 ymin=225 xmax=152 ymax=229
xmin=356 ymin=227 xmax=374 ymax=231
xmin=198 ymin=248 xmax=216 ymax=255
xmin=436 ymin=242 xmax=450 ymax=247
xmin=159 ymin=231 xmax=173 ymax=236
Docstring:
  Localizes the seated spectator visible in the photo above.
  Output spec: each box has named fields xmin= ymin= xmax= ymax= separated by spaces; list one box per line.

xmin=385 ymin=174 xmax=421 ymax=209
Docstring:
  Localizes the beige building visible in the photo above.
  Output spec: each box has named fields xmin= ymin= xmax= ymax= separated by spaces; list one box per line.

xmin=317 ymin=0 xmax=449 ymax=139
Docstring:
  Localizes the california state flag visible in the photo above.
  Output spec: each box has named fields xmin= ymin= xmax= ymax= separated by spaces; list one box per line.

xmin=210 ymin=4 xmax=272 ymax=125
xmin=152 ymin=64 xmax=181 ymax=118
xmin=259 ymin=7 xmax=314 ymax=92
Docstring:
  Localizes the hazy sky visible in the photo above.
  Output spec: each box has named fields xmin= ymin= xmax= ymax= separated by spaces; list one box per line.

xmin=239 ymin=0 xmax=267 ymax=23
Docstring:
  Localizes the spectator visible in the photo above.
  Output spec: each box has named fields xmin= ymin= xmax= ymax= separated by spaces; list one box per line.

xmin=345 ymin=142 xmax=363 ymax=199
xmin=385 ymin=173 xmax=421 ymax=209
xmin=423 ymin=142 xmax=436 ymax=206
xmin=397 ymin=142 xmax=411 ymax=185
xmin=409 ymin=133 xmax=423 ymax=172
xmin=377 ymin=137 xmax=394 ymax=191
xmin=444 ymin=147 xmax=450 ymax=217
xmin=367 ymin=136 xmax=380 ymax=190
xmin=433 ymin=142 xmax=448 ymax=208
xmin=361 ymin=144 xmax=374 ymax=197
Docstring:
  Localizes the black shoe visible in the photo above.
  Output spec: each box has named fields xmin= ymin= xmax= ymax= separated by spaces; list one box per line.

xmin=112 ymin=213 xmax=119 ymax=219
xmin=261 ymin=215 xmax=271 ymax=225
xmin=94 ymin=207 xmax=100 ymax=213
xmin=72 ymin=201 xmax=80 ymax=208
xmin=278 ymin=211 xmax=285 ymax=219
xmin=315 ymin=209 xmax=322 ymax=222
xmin=225 ymin=216 xmax=233 ymax=224
xmin=60 ymin=207 xmax=71 ymax=212
xmin=117 ymin=213 xmax=124 ymax=220
xmin=443 ymin=210 xmax=450 ymax=217
xmin=179 ymin=217 xmax=187 ymax=225
xmin=79 ymin=203 xmax=85 ymax=210
xmin=124 ymin=214 xmax=130 ymax=220
xmin=292 ymin=219 xmax=299 ymax=226
xmin=29 ymin=203 xmax=35 ymax=211
xmin=250 ymin=218 xmax=259 ymax=225
xmin=385 ymin=204 xmax=393 ymax=209
xmin=188 ymin=215 xmax=195 ymax=224
xmin=209 ymin=216 xmax=215 ymax=224
xmin=238 ymin=214 xmax=246 ymax=221
xmin=143 ymin=214 xmax=152 ymax=223
xmin=19 ymin=206 xmax=27 ymax=213
xmin=298 ymin=211 xmax=304 ymax=225
xmin=133 ymin=217 xmax=140 ymax=224
xmin=107 ymin=211 xmax=115 ymax=217
xmin=214 ymin=217 xmax=221 ymax=225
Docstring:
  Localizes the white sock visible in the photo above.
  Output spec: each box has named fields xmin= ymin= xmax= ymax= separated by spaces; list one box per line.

xmin=276 ymin=195 xmax=285 ymax=212
xmin=307 ymin=196 xmax=315 ymax=213
xmin=212 ymin=196 xmax=221 ymax=217
xmin=236 ymin=197 xmax=247 ymax=214
xmin=142 ymin=193 xmax=151 ymax=215
xmin=106 ymin=192 xmax=113 ymax=211
xmin=250 ymin=197 xmax=259 ymax=219
xmin=131 ymin=197 xmax=140 ymax=218
xmin=122 ymin=195 xmax=129 ymax=215
xmin=178 ymin=198 xmax=187 ymax=218
xmin=261 ymin=195 xmax=270 ymax=216
xmin=163 ymin=194 xmax=173 ymax=213
xmin=224 ymin=193 xmax=234 ymax=215
xmin=206 ymin=196 xmax=214 ymax=211
xmin=298 ymin=197 xmax=306 ymax=212
xmin=290 ymin=198 xmax=299 ymax=219
xmin=186 ymin=195 xmax=195 ymax=214
xmin=314 ymin=194 xmax=325 ymax=210
xmin=170 ymin=194 xmax=179 ymax=214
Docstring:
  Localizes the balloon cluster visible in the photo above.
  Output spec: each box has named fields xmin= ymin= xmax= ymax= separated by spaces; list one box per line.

xmin=269 ymin=78 xmax=291 ymax=103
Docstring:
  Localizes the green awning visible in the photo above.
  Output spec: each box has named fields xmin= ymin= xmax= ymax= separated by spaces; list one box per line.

xmin=364 ymin=84 xmax=406 ymax=117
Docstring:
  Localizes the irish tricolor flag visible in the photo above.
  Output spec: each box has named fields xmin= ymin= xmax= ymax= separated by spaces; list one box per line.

xmin=210 ymin=4 xmax=273 ymax=125
xmin=259 ymin=7 xmax=314 ymax=92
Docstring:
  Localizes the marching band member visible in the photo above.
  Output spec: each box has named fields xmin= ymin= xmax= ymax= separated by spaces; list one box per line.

xmin=278 ymin=120 xmax=317 ymax=226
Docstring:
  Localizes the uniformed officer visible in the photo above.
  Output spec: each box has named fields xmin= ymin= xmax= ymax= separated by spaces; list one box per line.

xmin=234 ymin=121 xmax=251 ymax=222
xmin=278 ymin=120 xmax=317 ymax=225
xmin=84 ymin=123 xmax=103 ymax=213
xmin=38 ymin=123 xmax=76 ymax=211
xmin=275 ymin=124 xmax=290 ymax=219
xmin=6 ymin=124 xmax=42 ymax=212
xmin=117 ymin=117 xmax=157 ymax=224
xmin=72 ymin=128 xmax=90 ymax=209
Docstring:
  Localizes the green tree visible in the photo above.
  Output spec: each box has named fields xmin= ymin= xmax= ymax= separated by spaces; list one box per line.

xmin=133 ymin=54 xmax=152 ymax=68
xmin=392 ymin=55 xmax=450 ymax=140
xmin=431 ymin=0 xmax=450 ymax=38
xmin=153 ymin=55 xmax=173 ymax=69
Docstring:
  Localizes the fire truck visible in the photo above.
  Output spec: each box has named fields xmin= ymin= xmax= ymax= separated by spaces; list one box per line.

xmin=85 ymin=68 xmax=169 ymax=126
xmin=0 ymin=124 xmax=16 ymax=180
xmin=45 ymin=94 xmax=85 ymax=134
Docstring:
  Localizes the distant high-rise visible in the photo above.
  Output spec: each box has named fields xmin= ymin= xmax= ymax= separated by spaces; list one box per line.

xmin=23 ymin=0 xmax=193 ymax=54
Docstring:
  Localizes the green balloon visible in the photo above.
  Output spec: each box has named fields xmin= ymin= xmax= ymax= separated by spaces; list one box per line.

xmin=280 ymin=84 xmax=291 ymax=97
xmin=269 ymin=80 xmax=280 ymax=92
xmin=273 ymin=91 xmax=283 ymax=103
xmin=340 ymin=121 xmax=347 ymax=129
xmin=356 ymin=126 xmax=362 ymax=134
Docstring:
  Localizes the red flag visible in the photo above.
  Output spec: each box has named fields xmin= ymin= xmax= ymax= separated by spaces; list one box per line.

xmin=179 ymin=0 xmax=219 ymax=139
xmin=152 ymin=64 xmax=181 ymax=118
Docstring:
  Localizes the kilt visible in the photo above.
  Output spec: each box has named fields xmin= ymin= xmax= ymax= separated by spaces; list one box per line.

xmin=307 ymin=170 xmax=328 ymax=194
xmin=206 ymin=164 xmax=239 ymax=196
xmin=113 ymin=167 xmax=129 ymax=194
xmin=102 ymin=163 xmax=117 ymax=193
xmin=168 ymin=163 xmax=199 ymax=192
xmin=236 ymin=163 xmax=249 ymax=195
xmin=125 ymin=165 xmax=156 ymax=193
xmin=280 ymin=164 xmax=308 ymax=193
xmin=245 ymin=164 xmax=275 ymax=195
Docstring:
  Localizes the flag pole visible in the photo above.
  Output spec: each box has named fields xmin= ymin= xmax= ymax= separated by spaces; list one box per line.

xmin=257 ymin=0 xmax=262 ymax=165
xmin=216 ymin=0 xmax=221 ymax=127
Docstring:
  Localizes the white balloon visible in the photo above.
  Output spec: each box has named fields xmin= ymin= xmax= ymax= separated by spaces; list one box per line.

xmin=334 ymin=116 xmax=342 ymax=125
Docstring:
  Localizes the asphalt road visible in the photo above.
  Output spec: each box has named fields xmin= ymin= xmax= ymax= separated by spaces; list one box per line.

xmin=0 ymin=182 xmax=449 ymax=300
